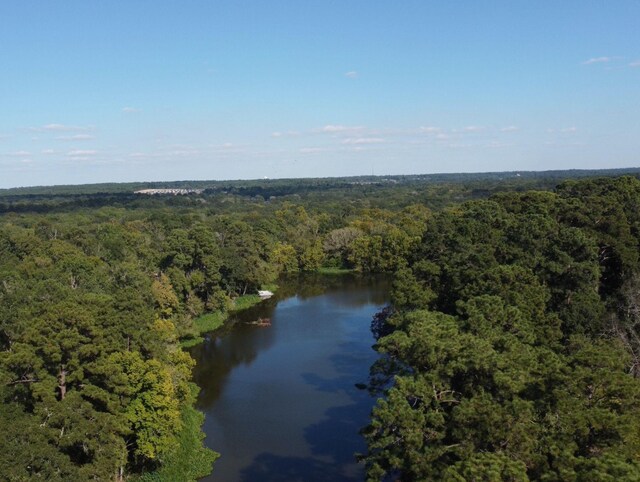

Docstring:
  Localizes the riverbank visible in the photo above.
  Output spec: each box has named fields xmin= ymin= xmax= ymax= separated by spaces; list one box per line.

xmin=144 ymin=286 xmax=279 ymax=480
xmin=180 ymin=285 xmax=278 ymax=348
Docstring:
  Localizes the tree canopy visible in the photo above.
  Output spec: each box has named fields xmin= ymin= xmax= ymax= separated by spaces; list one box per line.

xmin=362 ymin=176 xmax=640 ymax=481
xmin=2 ymin=172 xmax=640 ymax=480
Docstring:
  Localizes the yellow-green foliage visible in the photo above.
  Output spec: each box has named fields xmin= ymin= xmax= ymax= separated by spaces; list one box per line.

xmin=111 ymin=351 xmax=182 ymax=460
xmin=137 ymin=385 xmax=219 ymax=482
xmin=271 ymin=242 xmax=298 ymax=272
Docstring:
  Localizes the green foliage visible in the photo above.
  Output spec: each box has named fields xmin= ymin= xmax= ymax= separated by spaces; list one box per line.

xmin=270 ymin=242 xmax=299 ymax=273
xmin=137 ymin=400 xmax=219 ymax=482
xmin=362 ymin=176 xmax=640 ymax=481
xmin=192 ymin=311 xmax=226 ymax=334
xmin=109 ymin=351 xmax=182 ymax=460
xmin=3 ymin=172 xmax=640 ymax=480
xmin=0 ymin=220 xmax=210 ymax=479
xmin=231 ymin=294 xmax=262 ymax=311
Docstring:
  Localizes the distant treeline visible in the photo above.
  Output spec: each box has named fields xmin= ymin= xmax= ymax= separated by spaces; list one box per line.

xmin=2 ymin=167 xmax=640 ymax=215
xmin=2 ymin=167 xmax=640 ymax=196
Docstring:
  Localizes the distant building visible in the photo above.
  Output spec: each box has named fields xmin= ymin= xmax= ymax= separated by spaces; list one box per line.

xmin=134 ymin=188 xmax=204 ymax=195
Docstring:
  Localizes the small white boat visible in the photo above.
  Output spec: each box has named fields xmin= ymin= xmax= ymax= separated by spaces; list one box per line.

xmin=258 ymin=290 xmax=274 ymax=299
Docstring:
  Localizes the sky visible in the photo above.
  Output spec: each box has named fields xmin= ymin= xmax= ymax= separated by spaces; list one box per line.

xmin=0 ymin=1 xmax=639 ymax=188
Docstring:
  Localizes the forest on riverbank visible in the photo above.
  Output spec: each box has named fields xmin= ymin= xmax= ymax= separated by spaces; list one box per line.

xmin=363 ymin=176 xmax=640 ymax=481
xmin=2 ymin=171 xmax=640 ymax=480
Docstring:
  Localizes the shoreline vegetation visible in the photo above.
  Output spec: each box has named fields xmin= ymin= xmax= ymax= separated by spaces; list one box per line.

xmin=150 ymin=285 xmax=279 ymax=481
xmin=136 ymin=385 xmax=219 ymax=482
xmin=180 ymin=284 xmax=278 ymax=348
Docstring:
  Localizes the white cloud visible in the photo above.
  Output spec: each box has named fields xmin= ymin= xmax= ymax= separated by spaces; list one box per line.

xmin=583 ymin=57 xmax=612 ymax=65
xmin=485 ymin=141 xmax=513 ymax=149
xmin=345 ymin=71 xmax=358 ymax=79
xmin=419 ymin=126 xmax=442 ymax=134
xmin=500 ymin=126 xmax=519 ymax=132
xmin=68 ymin=149 xmax=97 ymax=156
xmin=317 ymin=125 xmax=365 ymax=134
xmin=345 ymin=146 xmax=370 ymax=152
xmin=547 ymin=127 xmax=578 ymax=135
xmin=168 ymin=149 xmax=200 ymax=157
xmin=42 ymin=123 xmax=91 ymax=132
xmin=271 ymin=130 xmax=300 ymax=138
xmin=122 ymin=107 xmax=141 ymax=113
xmin=26 ymin=123 xmax=93 ymax=133
xmin=55 ymin=134 xmax=95 ymax=141
xmin=43 ymin=123 xmax=73 ymax=131
xmin=12 ymin=150 xmax=31 ymax=156
xmin=41 ymin=149 xmax=55 ymax=154
xmin=463 ymin=125 xmax=485 ymax=132
xmin=630 ymin=60 xmax=640 ymax=68
xmin=342 ymin=137 xmax=385 ymax=145
xmin=206 ymin=143 xmax=244 ymax=154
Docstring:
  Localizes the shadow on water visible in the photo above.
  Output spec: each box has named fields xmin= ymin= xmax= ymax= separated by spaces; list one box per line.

xmin=303 ymin=394 xmax=373 ymax=466
xmin=238 ymin=397 xmax=370 ymax=481
xmin=239 ymin=345 xmax=377 ymax=480
xmin=239 ymin=452 xmax=361 ymax=482
xmin=304 ymin=346 xmax=377 ymax=467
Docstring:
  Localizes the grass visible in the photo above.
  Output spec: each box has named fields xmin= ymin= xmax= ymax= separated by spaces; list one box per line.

xmin=231 ymin=293 xmax=262 ymax=310
xmin=180 ymin=311 xmax=225 ymax=348
xmin=137 ymin=385 xmax=219 ymax=482
xmin=193 ymin=311 xmax=226 ymax=334
xmin=180 ymin=336 xmax=205 ymax=348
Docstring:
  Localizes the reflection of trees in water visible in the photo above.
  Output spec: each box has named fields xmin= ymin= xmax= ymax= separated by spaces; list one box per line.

xmin=275 ymin=274 xmax=330 ymax=299
xmin=277 ymin=273 xmax=390 ymax=307
xmin=190 ymin=303 xmax=278 ymax=408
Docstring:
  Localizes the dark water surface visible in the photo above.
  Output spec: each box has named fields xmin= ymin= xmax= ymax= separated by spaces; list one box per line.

xmin=190 ymin=274 xmax=390 ymax=482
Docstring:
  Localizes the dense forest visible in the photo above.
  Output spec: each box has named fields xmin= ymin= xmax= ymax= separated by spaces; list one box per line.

xmin=1 ymin=171 xmax=640 ymax=480
xmin=362 ymin=176 xmax=640 ymax=481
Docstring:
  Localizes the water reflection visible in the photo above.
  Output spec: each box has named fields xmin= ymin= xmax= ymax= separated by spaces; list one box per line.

xmin=190 ymin=303 xmax=279 ymax=406
xmin=191 ymin=274 xmax=390 ymax=482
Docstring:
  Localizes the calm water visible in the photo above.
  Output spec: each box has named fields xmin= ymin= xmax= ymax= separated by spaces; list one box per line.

xmin=190 ymin=274 xmax=390 ymax=482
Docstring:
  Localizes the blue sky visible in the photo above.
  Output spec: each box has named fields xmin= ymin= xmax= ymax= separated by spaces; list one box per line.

xmin=1 ymin=1 xmax=639 ymax=188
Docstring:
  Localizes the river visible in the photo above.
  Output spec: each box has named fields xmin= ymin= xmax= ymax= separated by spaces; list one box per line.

xmin=189 ymin=274 xmax=390 ymax=482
